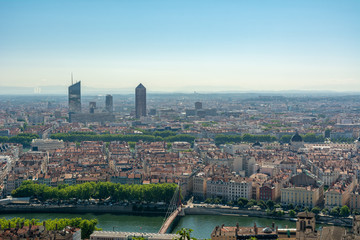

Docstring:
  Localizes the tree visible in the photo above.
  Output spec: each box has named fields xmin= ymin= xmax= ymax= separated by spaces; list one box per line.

xmin=237 ymin=198 xmax=249 ymax=208
xmin=289 ymin=210 xmax=296 ymax=218
xmin=245 ymin=199 xmax=257 ymax=208
xmin=311 ymin=206 xmax=321 ymax=215
xmin=340 ymin=205 xmax=350 ymax=217
xmin=324 ymin=129 xmax=331 ymax=138
xmin=288 ymin=203 xmax=294 ymax=210
xmin=321 ymin=208 xmax=329 ymax=215
xmin=330 ymin=207 xmax=340 ymax=217
xmin=266 ymin=200 xmax=275 ymax=210
xmin=280 ymin=135 xmax=292 ymax=143
xmin=79 ymin=219 xmax=98 ymax=239
xmin=257 ymin=200 xmax=267 ymax=209
xmin=133 ymin=237 xmax=146 ymax=240
xmin=175 ymin=228 xmax=196 ymax=240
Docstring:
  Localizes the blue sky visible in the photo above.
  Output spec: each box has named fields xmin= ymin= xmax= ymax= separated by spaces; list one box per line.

xmin=1 ymin=0 xmax=359 ymax=92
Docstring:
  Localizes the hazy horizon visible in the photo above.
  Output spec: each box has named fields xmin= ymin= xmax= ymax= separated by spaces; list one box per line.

xmin=1 ymin=84 xmax=360 ymax=96
xmin=1 ymin=0 xmax=359 ymax=92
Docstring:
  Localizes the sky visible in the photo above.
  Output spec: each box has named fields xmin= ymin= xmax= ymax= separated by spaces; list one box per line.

xmin=0 ymin=0 xmax=360 ymax=93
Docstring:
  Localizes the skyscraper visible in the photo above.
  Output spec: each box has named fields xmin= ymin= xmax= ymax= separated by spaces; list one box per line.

xmin=135 ymin=83 xmax=146 ymax=118
xmin=195 ymin=102 xmax=202 ymax=110
xmin=105 ymin=94 xmax=113 ymax=113
xmin=89 ymin=102 xmax=96 ymax=114
xmin=68 ymin=81 xmax=81 ymax=113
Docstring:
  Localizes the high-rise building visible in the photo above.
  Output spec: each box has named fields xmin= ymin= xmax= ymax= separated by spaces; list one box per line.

xmin=195 ymin=102 xmax=202 ymax=110
xmin=68 ymin=81 xmax=81 ymax=113
xmin=105 ymin=94 xmax=113 ymax=113
xmin=89 ymin=102 xmax=96 ymax=114
xmin=135 ymin=83 xmax=146 ymax=118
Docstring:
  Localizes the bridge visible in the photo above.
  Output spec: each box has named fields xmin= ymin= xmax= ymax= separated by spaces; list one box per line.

xmin=158 ymin=184 xmax=183 ymax=234
xmin=158 ymin=206 xmax=182 ymax=234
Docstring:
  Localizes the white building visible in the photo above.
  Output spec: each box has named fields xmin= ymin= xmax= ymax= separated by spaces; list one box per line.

xmin=31 ymin=139 xmax=65 ymax=151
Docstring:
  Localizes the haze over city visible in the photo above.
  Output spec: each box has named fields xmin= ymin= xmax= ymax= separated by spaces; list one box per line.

xmin=1 ymin=0 xmax=360 ymax=93
xmin=3 ymin=1 xmax=360 ymax=239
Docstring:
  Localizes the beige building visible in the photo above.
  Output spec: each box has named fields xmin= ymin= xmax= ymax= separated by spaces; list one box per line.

xmin=281 ymin=186 xmax=322 ymax=208
xmin=206 ymin=178 xmax=252 ymax=201
xmin=350 ymin=186 xmax=360 ymax=210
xmin=325 ymin=176 xmax=357 ymax=208
xmin=31 ymin=138 xmax=65 ymax=151
xmin=192 ymin=173 xmax=207 ymax=199
xmin=281 ymin=172 xmax=323 ymax=207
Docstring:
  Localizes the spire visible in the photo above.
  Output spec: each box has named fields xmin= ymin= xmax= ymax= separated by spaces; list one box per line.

xmin=71 ymin=72 xmax=73 ymax=85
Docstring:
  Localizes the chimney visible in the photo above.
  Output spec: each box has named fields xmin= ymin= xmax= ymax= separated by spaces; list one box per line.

xmin=272 ymin=222 xmax=275 ymax=229
xmin=254 ymin=222 xmax=258 ymax=235
xmin=43 ymin=221 xmax=46 ymax=230
xmin=276 ymin=226 xmax=278 ymax=234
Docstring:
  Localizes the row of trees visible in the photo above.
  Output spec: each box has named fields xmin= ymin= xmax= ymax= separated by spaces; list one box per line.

xmin=204 ymin=197 xmax=278 ymax=210
xmin=0 ymin=217 xmax=100 ymax=239
xmin=279 ymin=133 xmax=325 ymax=143
xmin=136 ymin=130 xmax=177 ymax=138
xmin=203 ymin=197 xmax=352 ymax=218
xmin=0 ymin=133 xmax=39 ymax=147
xmin=12 ymin=181 xmax=178 ymax=203
xmin=50 ymin=132 xmax=195 ymax=144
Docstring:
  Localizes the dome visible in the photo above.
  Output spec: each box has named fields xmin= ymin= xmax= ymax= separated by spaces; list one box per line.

xmin=252 ymin=141 xmax=262 ymax=147
xmin=291 ymin=132 xmax=303 ymax=142
xmin=263 ymin=227 xmax=273 ymax=233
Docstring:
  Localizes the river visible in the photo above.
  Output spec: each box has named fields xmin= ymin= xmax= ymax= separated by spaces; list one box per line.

xmin=0 ymin=212 xmax=299 ymax=239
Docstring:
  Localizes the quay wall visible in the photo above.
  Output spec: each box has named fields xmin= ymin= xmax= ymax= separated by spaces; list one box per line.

xmin=184 ymin=207 xmax=353 ymax=227
xmin=0 ymin=205 xmax=165 ymax=215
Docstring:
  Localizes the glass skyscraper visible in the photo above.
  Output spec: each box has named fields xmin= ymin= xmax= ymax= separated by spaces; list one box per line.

xmin=68 ymin=81 xmax=81 ymax=113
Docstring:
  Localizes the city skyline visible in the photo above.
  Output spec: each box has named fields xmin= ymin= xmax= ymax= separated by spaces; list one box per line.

xmin=1 ymin=0 xmax=359 ymax=92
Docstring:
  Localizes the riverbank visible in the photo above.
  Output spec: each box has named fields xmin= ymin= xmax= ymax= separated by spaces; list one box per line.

xmin=0 ymin=204 xmax=166 ymax=216
xmin=184 ymin=205 xmax=353 ymax=227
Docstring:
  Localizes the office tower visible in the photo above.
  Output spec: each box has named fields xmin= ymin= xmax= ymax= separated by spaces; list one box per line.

xmin=135 ymin=83 xmax=146 ymax=118
xmin=89 ymin=102 xmax=96 ymax=114
xmin=68 ymin=81 xmax=81 ymax=113
xmin=105 ymin=94 xmax=113 ymax=113
xmin=195 ymin=102 xmax=202 ymax=110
